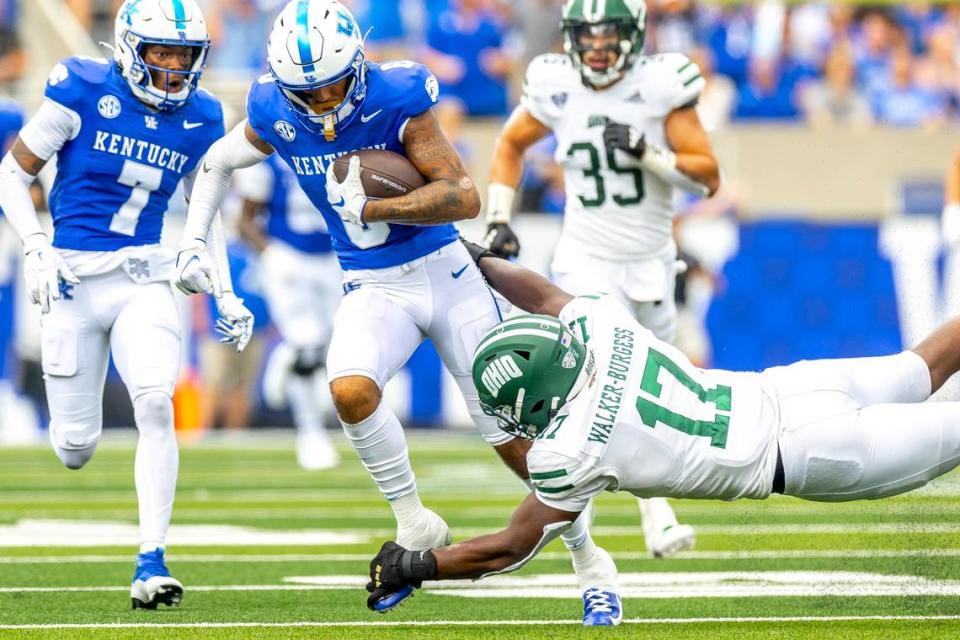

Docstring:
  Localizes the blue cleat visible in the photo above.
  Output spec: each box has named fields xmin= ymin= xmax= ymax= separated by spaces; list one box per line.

xmin=582 ymin=588 xmax=623 ymax=626
xmin=372 ymin=584 xmax=415 ymax=613
xmin=130 ymin=548 xmax=183 ymax=610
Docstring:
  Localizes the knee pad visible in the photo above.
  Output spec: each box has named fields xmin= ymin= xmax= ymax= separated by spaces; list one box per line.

xmin=134 ymin=392 xmax=174 ymax=433
xmin=292 ymin=346 xmax=326 ymax=378
xmin=54 ymin=443 xmax=97 ymax=470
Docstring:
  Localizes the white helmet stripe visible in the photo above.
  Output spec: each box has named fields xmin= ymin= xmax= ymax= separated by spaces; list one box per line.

xmin=475 ymin=328 xmax=562 ymax=357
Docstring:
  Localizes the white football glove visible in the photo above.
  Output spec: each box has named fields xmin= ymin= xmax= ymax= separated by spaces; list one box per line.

xmin=215 ymin=291 xmax=254 ymax=353
xmin=325 ymin=155 xmax=368 ymax=226
xmin=22 ymin=233 xmax=79 ymax=314
xmin=943 ymin=203 xmax=960 ymax=248
xmin=175 ymin=237 xmax=222 ymax=297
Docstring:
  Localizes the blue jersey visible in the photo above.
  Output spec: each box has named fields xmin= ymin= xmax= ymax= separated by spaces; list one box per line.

xmin=263 ymin=155 xmax=334 ymax=255
xmin=44 ymin=57 xmax=225 ymax=251
xmin=246 ymin=61 xmax=458 ymax=270
xmin=0 ymin=99 xmax=24 ymax=153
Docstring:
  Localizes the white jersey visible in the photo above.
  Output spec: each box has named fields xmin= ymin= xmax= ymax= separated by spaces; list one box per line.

xmin=528 ymin=295 xmax=780 ymax=513
xmin=521 ymin=53 xmax=704 ymax=260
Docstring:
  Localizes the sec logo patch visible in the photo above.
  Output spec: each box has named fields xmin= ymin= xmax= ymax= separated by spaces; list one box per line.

xmin=98 ymin=95 xmax=122 ymax=119
xmin=275 ymin=121 xmax=297 ymax=142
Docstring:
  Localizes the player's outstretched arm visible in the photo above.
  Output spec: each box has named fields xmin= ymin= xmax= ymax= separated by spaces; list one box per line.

xmin=461 ymin=238 xmax=573 ymax=316
xmin=361 ymin=110 xmax=480 ymax=225
xmin=366 ymin=494 xmax=577 ymax=609
xmin=484 ymin=107 xmax=552 ymax=258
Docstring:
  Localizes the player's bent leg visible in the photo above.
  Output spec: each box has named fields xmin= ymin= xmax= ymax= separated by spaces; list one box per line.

xmin=331 ymin=376 xmax=450 ymax=550
xmin=782 ymin=401 xmax=960 ymax=501
xmin=42 ymin=301 xmax=110 ymax=470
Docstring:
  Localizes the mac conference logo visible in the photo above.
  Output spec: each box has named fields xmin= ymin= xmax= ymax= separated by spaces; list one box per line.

xmin=275 ymin=120 xmax=297 ymax=142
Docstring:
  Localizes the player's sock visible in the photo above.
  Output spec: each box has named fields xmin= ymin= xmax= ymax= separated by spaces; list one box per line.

xmin=340 ymin=402 xmax=418 ymax=518
xmin=133 ymin=392 xmax=178 ymax=552
xmin=561 ymin=503 xmax=598 ymax=562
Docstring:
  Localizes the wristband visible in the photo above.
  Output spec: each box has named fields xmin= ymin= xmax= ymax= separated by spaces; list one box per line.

xmin=486 ymin=183 xmax=516 ymax=225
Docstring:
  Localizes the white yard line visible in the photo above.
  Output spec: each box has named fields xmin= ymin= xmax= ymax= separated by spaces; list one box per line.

xmin=2 ymin=615 xmax=960 ymax=630
xmin=4 ymin=548 xmax=960 ymax=565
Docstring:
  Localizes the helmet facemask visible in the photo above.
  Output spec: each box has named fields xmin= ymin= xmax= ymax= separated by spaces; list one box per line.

xmin=113 ymin=0 xmax=211 ymax=111
xmin=561 ymin=0 xmax=647 ymax=88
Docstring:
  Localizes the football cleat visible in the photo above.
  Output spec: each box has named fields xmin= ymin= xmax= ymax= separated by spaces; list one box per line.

xmin=395 ymin=508 xmax=452 ymax=551
xmin=647 ymin=523 xmax=696 ymax=559
xmin=130 ymin=548 xmax=183 ymax=610
xmin=582 ymin=588 xmax=623 ymax=626
xmin=372 ymin=584 xmax=415 ymax=613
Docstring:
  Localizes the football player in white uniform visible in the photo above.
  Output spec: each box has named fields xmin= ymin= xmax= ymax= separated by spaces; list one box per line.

xmin=0 ymin=0 xmax=252 ymax=609
xmin=367 ymin=243 xmax=960 ymax=622
xmin=235 ymin=156 xmax=342 ymax=470
xmin=484 ymin=0 xmax=720 ymax=559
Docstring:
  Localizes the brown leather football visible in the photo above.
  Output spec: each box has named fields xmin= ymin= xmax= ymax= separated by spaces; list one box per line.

xmin=333 ymin=149 xmax=426 ymax=199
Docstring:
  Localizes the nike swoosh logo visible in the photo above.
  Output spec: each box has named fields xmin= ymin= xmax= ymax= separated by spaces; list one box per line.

xmin=451 ymin=265 xmax=468 ymax=279
xmin=202 ymin=162 xmax=211 ymax=173
xmin=332 ymin=195 xmax=345 ymax=208
xmin=360 ymin=110 xmax=383 ymax=123
xmin=183 ymin=121 xmax=204 ymax=129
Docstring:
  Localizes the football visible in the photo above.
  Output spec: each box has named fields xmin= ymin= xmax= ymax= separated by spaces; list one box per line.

xmin=333 ymin=149 xmax=426 ymax=199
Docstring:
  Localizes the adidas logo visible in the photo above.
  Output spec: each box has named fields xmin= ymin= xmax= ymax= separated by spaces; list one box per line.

xmin=626 ymin=91 xmax=645 ymax=104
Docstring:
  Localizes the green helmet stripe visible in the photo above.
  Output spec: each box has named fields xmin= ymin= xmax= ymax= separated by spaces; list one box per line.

xmin=476 ymin=327 xmax=563 ymax=357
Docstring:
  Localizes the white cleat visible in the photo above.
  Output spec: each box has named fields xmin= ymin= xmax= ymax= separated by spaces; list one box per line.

xmin=297 ymin=431 xmax=340 ymax=471
xmin=646 ymin=523 xmax=696 ymax=559
xmin=396 ymin=508 xmax=453 ymax=550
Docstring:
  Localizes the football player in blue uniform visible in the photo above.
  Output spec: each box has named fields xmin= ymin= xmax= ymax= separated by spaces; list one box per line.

xmin=0 ymin=99 xmax=24 ymax=152
xmin=235 ymin=155 xmax=342 ymax=470
xmin=177 ymin=0 xmax=620 ymax=623
xmin=0 ymin=0 xmax=253 ymax=610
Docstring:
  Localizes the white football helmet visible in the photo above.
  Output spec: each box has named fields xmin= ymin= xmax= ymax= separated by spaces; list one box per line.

xmin=113 ymin=0 xmax=211 ymax=111
xmin=267 ymin=0 xmax=367 ymax=141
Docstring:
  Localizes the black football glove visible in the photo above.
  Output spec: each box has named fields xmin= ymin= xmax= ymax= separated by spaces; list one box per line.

xmin=602 ymin=121 xmax=646 ymax=159
xmin=460 ymin=236 xmax=498 ymax=266
xmin=365 ymin=541 xmax=437 ymax=611
xmin=484 ymin=222 xmax=521 ymax=259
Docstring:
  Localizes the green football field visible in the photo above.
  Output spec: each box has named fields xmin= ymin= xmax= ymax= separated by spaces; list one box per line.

xmin=2 ymin=432 xmax=960 ymax=639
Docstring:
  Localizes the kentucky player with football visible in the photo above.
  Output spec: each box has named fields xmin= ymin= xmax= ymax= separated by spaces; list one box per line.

xmin=235 ymin=155 xmax=342 ymax=471
xmin=177 ymin=0 xmax=622 ymax=624
xmin=0 ymin=0 xmax=253 ymax=609
xmin=366 ymin=241 xmax=960 ymax=624
xmin=482 ymin=0 xmax=720 ymax=560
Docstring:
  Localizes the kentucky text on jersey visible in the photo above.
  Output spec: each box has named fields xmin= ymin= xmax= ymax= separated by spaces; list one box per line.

xmin=92 ymin=131 xmax=190 ymax=173
xmin=246 ymin=61 xmax=457 ymax=270
xmin=289 ymin=143 xmax=386 ymax=177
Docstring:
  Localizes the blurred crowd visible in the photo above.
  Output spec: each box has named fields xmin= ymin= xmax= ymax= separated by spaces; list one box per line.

xmin=0 ymin=1 xmax=951 ymax=132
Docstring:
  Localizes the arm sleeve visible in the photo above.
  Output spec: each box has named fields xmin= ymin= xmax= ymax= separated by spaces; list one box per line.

xmin=0 ymin=152 xmax=45 ymax=245
xmin=16 ymin=99 xmax=80 ymax=162
xmin=206 ymin=212 xmax=235 ymax=295
xmin=182 ymin=120 xmax=270 ymax=244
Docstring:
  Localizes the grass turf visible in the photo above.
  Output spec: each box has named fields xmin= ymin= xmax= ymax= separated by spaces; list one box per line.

xmin=1 ymin=432 xmax=959 ymax=638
